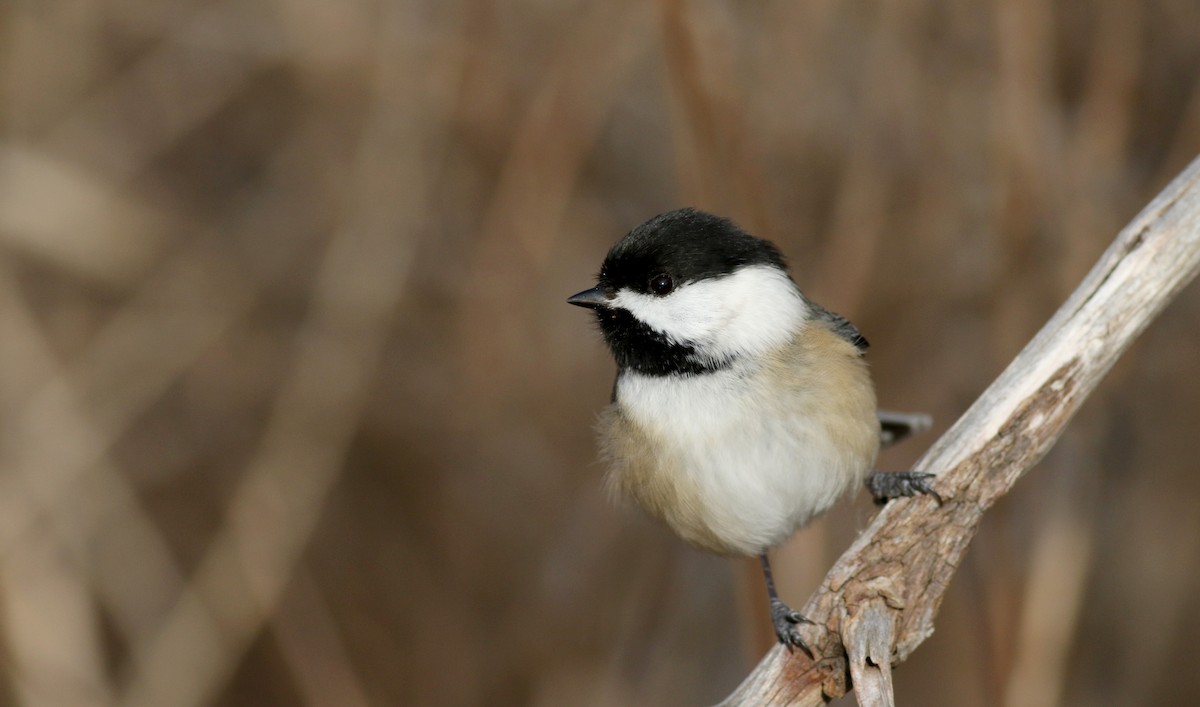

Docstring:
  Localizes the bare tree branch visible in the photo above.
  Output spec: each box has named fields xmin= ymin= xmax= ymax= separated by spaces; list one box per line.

xmin=720 ymin=155 xmax=1200 ymax=706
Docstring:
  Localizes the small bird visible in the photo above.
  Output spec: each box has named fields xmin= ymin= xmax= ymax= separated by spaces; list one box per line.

xmin=568 ymin=207 xmax=935 ymax=654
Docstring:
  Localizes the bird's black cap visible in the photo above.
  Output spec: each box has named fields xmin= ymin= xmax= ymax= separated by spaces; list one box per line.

xmin=598 ymin=208 xmax=787 ymax=293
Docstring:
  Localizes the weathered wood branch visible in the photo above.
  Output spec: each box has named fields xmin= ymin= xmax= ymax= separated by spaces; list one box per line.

xmin=720 ymin=155 xmax=1200 ymax=706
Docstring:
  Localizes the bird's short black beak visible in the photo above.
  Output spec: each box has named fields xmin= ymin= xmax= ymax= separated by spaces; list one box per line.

xmin=567 ymin=286 xmax=612 ymax=309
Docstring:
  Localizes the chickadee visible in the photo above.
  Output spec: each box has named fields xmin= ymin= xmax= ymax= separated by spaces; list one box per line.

xmin=568 ymin=207 xmax=935 ymax=654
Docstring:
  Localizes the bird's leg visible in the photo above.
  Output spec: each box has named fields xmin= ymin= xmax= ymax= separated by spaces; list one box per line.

xmin=759 ymin=553 xmax=814 ymax=657
xmin=866 ymin=471 xmax=941 ymax=505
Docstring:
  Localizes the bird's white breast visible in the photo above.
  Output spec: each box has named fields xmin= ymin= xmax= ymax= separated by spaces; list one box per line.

xmin=611 ymin=348 xmax=875 ymax=555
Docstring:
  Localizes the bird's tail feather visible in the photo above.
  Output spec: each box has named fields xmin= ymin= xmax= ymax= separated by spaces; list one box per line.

xmin=877 ymin=410 xmax=932 ymax=447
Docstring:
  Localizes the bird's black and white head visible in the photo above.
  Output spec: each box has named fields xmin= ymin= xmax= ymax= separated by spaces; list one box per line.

xmin=568 ymin=208 xmax=810 ymax=376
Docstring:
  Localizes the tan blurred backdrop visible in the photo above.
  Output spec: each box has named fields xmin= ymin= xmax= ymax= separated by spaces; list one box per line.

xmin=1 ymin=1 xmax=1199 ymax=706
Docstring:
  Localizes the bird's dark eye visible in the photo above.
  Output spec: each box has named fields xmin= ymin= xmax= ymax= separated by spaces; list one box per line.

xmin=649 ymin=273 xmax=674 ymax=296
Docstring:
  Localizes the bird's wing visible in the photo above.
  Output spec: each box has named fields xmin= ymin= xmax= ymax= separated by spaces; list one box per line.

xmin=809 ymin=301 xmax=869 ymax=352
xmin=803 ymin=299 xmax=926 ymax=446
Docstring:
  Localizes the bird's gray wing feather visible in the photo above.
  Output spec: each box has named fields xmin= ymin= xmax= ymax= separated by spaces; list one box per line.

xmin=808 ymin=301 xmax=869 ymax=352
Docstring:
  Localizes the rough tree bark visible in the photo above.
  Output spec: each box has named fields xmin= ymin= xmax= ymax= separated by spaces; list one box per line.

xmin=719 ymin=155 xmax=1200 ymax=706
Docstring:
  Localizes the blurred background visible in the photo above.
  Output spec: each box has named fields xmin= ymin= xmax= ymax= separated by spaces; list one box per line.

xmin=1 ymin=1 xmax=1199 ymax=705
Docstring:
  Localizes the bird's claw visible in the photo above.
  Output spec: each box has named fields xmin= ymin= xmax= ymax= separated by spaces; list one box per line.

xmin=769 ymin=598 xmax=814 ymax=658
xmin=867 ymin=471 xmax=941 ymax=505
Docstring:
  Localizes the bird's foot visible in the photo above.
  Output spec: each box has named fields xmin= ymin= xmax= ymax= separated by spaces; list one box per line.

xmin=769 ymin=598 xmax=814 ymax=658
xmin=867 ymin=471 xmax=941 ymax=505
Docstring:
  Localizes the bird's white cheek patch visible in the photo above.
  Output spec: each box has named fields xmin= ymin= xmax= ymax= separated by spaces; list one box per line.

xmin=612 ymin=285 xmax=723 ymax=345
xmin=612 ymin=265 xmax=808 ymax=358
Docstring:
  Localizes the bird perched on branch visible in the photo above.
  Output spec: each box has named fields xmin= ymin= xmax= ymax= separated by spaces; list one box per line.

xmin=568 ymin=208 xmax=935 ymax=654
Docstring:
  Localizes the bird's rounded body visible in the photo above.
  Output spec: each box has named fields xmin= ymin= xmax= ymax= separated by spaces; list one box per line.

xmin=568 ymin=207 xmax=934 ymax=651
xmin=599 ymin=321 xmax=879 ymax=556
